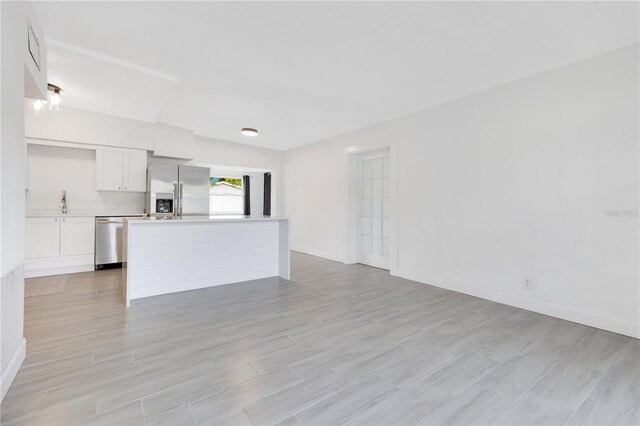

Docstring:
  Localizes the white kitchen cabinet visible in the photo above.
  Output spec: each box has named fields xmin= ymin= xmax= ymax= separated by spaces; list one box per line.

xmin=25 ymin=217 xmax=60 ymax=258
xmin=96 ymin=146 xmax=147 ymax=192
xmin=60 ymin=216 xmax=95 ymax=256
xmin=122 ymin=148 xmax=147 ymax=192
xmin=25 ymin=216 xmax=95 ymax=277
xmin=96 ymin=146 xmax=124 ymax=191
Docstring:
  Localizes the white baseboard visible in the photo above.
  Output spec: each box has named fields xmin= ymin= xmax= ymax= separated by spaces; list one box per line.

xmin=391 ymin=268 xmax=639 ymax=339
xmin=291 ymin=247 xmax=346 ymax=263
xmin=1 ymin=338 xmax=26 ymax=401
xmin=25 ymin=264 xmax=94 ymax=278
xmin=25 ymin=254 xmax=94 ymax=278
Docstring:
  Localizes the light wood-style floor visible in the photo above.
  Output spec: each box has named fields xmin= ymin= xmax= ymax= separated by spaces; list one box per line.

xmin=2 ymin=252 xmax=638 ymax=425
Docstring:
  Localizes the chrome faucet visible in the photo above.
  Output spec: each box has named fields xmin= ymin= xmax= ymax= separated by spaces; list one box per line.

xmin=60 ymin=190 xmax=68 ymax=214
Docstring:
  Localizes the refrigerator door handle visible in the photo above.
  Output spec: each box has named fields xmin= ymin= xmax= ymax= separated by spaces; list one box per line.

xmin=179 ymin=182 xmax=184 ymax=216
xmin=173 ymin=182 xmax=179 ymax=217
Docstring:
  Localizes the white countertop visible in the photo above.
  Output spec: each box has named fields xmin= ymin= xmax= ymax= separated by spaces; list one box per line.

xmin=125 ymin=215 xmax=287 ymax=225
xmin=26 ymin=210 xmax=146 ymax=218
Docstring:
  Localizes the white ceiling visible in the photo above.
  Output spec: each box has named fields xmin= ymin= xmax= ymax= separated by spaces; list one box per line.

xmin=32 ymin=1 xmax=638 ymax=151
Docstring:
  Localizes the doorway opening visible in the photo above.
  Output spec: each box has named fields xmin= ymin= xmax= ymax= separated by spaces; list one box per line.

xmin=357 ymin=149 xmax=391 ymax=270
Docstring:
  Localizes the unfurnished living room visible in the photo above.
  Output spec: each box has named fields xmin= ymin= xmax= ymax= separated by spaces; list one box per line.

xmin=0 ymin=1 xmax=638 ymax=425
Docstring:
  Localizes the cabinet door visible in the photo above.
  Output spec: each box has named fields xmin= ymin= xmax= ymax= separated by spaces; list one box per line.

xmin=96 ymin=146 xmax=124 ymax=191
xmin=60 ymin=216 xmax=95 ymax=256
xmin=122 ymin=149 xmax=147 ymax=192
xmin=26 ymin=217 xmax=60 ymax=258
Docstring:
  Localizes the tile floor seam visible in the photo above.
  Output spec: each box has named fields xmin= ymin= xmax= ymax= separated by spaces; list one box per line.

xmin=242 ymin=407 xmax=256 ymax=426
xmin=266 ymin=370 xmax=351 ymax=426
xmin=141 ymin=364 xmax=262 ymax=420
xmin=489 ymin=355 xmax=568 ymax=422
xmin=187 ymin=403 xmax=198 ymax=426
xmin=141 ymin=397 xmax=148 ymax=420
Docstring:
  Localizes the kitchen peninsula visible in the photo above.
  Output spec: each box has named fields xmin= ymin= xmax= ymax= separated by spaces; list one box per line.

xmin=123 ymin=216 xmax=289 ymax=307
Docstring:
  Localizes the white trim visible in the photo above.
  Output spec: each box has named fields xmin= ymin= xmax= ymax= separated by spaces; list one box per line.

xmin=361 ymin=150 xmax=390 ymax=160
xmin=278 ymin=221 xmax=291 ymax=280
xmin=1 ymin=338 xmax=26 ymax=401
xmin=345 ymin=153 xmax=359 ymax=264
xmin=389 ymin=141 xmax=399 ymax=271
xmin=291 ymin=248 xmax=346 ymax=264
xmin=46 ymin=38 xmax=179 ymax=82
xmin=356 ymin=149 xmax=391 ymax=270
xmin=344 ymin=137 xmax=399 ymax=269
xmin=25 ymin=254 xmax=95 ymax=277
xmin=26 ymin=137 xmax=97 ymax=151
xmin=391 ymin=267 xmax=640 ymax=339
xmin=25 ymin=264 xmax=94 ymax=278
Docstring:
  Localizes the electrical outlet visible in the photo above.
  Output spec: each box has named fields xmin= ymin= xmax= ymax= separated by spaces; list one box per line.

xmin=523 ymin=277 xmax=533 ymax=290
xmin=108 ymin=202 xmax=118 ymax=209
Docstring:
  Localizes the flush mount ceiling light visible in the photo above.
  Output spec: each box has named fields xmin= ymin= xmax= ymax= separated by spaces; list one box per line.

xmin=241 ymin=128 xmax=258 ymax=137
xmin=32 ymin=83 xmax=63 ymax=112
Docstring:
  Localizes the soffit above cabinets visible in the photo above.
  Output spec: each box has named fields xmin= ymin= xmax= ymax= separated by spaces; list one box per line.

xmin=153 ymin=123 xmax=194 ymax=160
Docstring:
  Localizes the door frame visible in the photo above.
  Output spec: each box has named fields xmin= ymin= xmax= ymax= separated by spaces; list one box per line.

xmin=345 ymin=137 xmax=399 ymax=271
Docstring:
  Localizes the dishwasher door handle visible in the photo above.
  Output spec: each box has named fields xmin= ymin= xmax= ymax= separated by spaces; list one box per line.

xmin=96 ymin=220 xmax=122 ymax=224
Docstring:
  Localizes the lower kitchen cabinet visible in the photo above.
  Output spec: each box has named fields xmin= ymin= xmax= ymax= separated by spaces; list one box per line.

xmin=60 ymin=216 xmax=95 ymax=256
xmin=25 ymin=217 xmax=60 ymax=258
xmin=25 ymin=216 xmax=95 ymax=278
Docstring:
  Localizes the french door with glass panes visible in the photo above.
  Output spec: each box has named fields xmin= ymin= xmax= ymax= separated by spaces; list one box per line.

xmin=358 ymin=152 xmax=390 ymax=270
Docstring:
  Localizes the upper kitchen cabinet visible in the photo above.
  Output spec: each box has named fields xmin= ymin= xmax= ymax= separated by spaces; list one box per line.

xmin=96 ymin=146 xmax=123 ymax=191
xmin=96 ymin=146 xmax=147 ymax=192
xmin=122 ymin=148 xmax=147 ymax=192
xmin=153 ymin=123 xmax=195 ymax=160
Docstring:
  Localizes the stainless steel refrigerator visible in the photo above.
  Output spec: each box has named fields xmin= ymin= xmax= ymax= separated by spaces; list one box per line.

xmin=146 ymin=164 xmax=210 ymax=216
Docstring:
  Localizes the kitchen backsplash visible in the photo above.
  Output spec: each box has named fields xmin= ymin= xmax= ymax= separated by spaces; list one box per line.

xmin=26 ymin=144 xmax=145 ymax=213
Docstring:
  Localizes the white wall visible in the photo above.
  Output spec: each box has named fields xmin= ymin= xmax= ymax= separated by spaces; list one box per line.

xmin=283 ymin=44 xmax=640 ymax=337
xmin=26 ymin=144 xmax=145 ymax=213
xmin=1 ymin=0 xmax=47 ymax=400
xmin=1 ymin=2 xmax=41 ymax=275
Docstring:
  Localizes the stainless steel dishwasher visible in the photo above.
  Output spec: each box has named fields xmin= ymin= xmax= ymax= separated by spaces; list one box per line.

xmin=95 ymin=216 xmax=143 ymax=269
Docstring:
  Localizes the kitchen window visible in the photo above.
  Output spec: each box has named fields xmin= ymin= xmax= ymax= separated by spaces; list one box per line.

xmin=209 ymin=177 xmax=244 ymax=214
